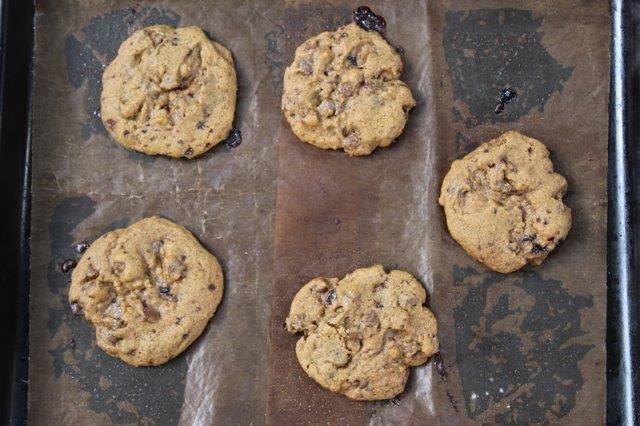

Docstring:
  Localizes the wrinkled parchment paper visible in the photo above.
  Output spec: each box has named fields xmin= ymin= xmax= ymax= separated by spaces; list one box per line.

xmin=29 ymin=1 xmax=609 ymax=424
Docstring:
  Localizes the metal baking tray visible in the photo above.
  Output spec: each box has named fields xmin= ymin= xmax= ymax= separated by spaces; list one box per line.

xmin=0 ymin=0 xmax=637 ymax=424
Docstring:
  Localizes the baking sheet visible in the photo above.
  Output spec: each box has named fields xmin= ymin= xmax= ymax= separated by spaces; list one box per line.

xmin=29 ymin=0 xmax=609 ymax=424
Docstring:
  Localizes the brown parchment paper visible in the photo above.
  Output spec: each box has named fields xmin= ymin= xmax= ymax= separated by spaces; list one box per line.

xmin=29 ymin=0 xmax=609 ymax=424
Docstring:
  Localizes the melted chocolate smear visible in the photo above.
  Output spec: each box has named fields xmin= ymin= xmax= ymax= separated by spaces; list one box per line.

xmin=225 ymin=127 xmax=242 ymax=148
xmin=61 ymin=259 xmax=77 ymax=273
xmin=353 ymin=6 xmax=386 ymax=35
xmin=446 ymin=390 xmax=459 ymax=413
xmin=434 ymin=351 xmax=447 ymax=381
xmin=494 ymin=87 xmax=517 ymax=114
xmin=75 ymin=242 xmax=89 ymax=253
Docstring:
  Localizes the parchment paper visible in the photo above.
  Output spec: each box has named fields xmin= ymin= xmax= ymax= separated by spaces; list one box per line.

xmin=29 ymin=1 xmax=609 ymax=424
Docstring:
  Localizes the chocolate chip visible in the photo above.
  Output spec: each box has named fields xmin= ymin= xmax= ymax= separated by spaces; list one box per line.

xmin=105 ymin=119 xmax=116 ymax=130
xmin=373 ymin=283 xmax=386 ymax=292
xmin=521 ymin=235 xmax=535 ymax=242
xmin=171 ymin=37 xmax=179 ymax=46
xmin=184 ymin=147 xmax=194 ymax=157
xmin=323 ymin=289 xmax=336 ymax=305
xmin=532 ymin=243 xmax=547 ymax=255
xmin=159 ymin=286 xmax=170 ymax=295
xmin=374 ymin=302 xmax=383 ymax=309
xmin=334 ymin=219 xmax=341 ymax=225
xmin=298 ymin=58 xmax=313 ymax=75
xmin=225 ymin=127 xmax=242 ymax=148
xmin=143 ymin=306 xmax=161 ymax=323
xmin=85 ymin=268 xmax=99 ymax=281
xmin=182 ymin=332 xmax=189 ymax=339
xmin=353 ymin=6 xmax=386 ymax=34
xmin=346 ymin=55 xmax=358 ymax=66
xmin=123 ymin=129 xmax=130 ymax=136
xmin=60 ymin=259 xmax=77 ymax=273
xmin=208 ymin=283 xmax=216 ymax=291
xmin=112 ymin=261 xmax=125 ymax=275
xmin=75 ymin=242 xmax=89 ymax=253
xmin=70 ymin=302 xmax=82 ymax=315
xmin=196 ymin=121 xmax=206 ymax=130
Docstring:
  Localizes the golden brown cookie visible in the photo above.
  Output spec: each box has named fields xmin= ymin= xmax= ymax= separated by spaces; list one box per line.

xmin=281 ymin=23 xmax=415 ymax=156
xmin=69 ymin=217 xmax=223 ymax=366
xmin=285 ymin=265 xmax=438 ymax=400
xmin=439 ymin=131 xmax=571 ymax=274
xmin=101 ymin=25 xmax=236 ymax=158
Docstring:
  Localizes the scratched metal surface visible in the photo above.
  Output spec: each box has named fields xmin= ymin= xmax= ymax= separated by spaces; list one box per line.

xmin=28 ymin=0 xmax=609 ymax=424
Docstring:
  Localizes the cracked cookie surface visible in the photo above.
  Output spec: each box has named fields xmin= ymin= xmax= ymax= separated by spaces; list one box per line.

xmin=101 ymin=25 xmax=236 ymax=158
xmin=281 ymin=23 xmax=415 ymax=156
xmin=285 ymin=265 xmax=438 ymax=400
xmin=439 ymin=131 xmax=572 ymax=274
xmin=69 ymin=216 xmax=223 ymax=366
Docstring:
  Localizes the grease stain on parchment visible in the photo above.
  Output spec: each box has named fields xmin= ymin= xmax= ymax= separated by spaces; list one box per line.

xmin=452 ymin=266 xmax=593 ymax=424
xmin=443 ymin=9 xmax=573 ymax=125
xmin=64 ymin=6 xmax=180 ymax=140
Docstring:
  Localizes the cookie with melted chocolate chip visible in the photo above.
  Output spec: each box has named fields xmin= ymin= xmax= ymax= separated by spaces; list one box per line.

xmin=286 ymin=265 xmax=438 ymax=400
xmin=69 ymin=216 xmax=223 ymax=366
xmin=439 ymin=131 xmax=572 ymax=273
xmin=281 ymin=23 xmax=415 ymax=156
xmin=101 ymin=25 xmax=237 ymax=158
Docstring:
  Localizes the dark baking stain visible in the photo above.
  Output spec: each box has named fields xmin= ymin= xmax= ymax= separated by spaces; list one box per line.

xmin=126 ymin=149 xmax=158 ymax=164
xmin=452 ymin=266 xmax=593 ymax=423
xmin=64 ymin=7 xmax=181 ymax=140
xmin=46 ymin=197 xmax=186 ymax=424
xmin=433 ymin=351 xmax=447 ymax=381
xmin=264 ymin=25 xmax=285 ymax=95
xmin=264 ymin=4 xmax=351 ymax=96
xmin=101 ymin=217 xmax=131 ymax=233
xmin=446 ymin=389 xmax=459 ymax=413
xmin=443 ymin=9 xmax=573 ymax=123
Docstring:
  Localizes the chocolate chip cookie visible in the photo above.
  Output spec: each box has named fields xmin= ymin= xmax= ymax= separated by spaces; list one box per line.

xmin=439 ymin=131 xmax=572 ymax=274
xmin=285 ymin=265 xmax=438 ymax=400
xmin=101 ymin=25 xmax=237 ymax=158
xmin=69 ymin=217 xmax=224 ymax=366
xmin=281 ymin=23 xmax=415 ymax=156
